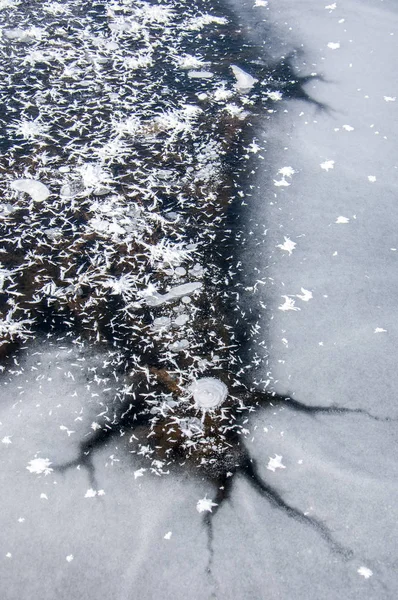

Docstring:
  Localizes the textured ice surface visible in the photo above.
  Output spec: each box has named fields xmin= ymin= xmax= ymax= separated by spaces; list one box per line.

xmin=10 ymin=179 xmax=50 ymax=202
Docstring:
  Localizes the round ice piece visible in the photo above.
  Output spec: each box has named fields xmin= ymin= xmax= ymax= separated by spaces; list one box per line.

xmin=152 ymin=316 xmax=171 ymax=331
xmin=173 ymin=314 xmax=189 ymax=328
xmin=175 ymin=267 xmax=186 ymax=277
xmin=169 ymin=339 xmax=190 ymax=352
xmin=11 ymin=179 xmax=50 ymax=202
xmin=190 ymin=378 xmax=228 ymax=410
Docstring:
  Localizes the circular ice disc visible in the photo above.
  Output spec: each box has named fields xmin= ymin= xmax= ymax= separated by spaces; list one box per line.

xmin=190 ymin=378 xmax=228 ymax=410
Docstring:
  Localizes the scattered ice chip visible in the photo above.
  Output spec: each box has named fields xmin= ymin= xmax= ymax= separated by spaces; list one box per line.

xmin=325 ymin=2 xmax=337 ymax=9
xmin=342 ymin=124 xmax=354 ymax=131
xmin=66 ymin=555 xmax=74 ymax=562
xmin=278 ymin=296 xmax=300 ymax=311
xmin=327 ymin=42 xmax=340 ymax=49
xmin=267 ymin=454 xmax=286 ymax=472
xmin=6 ymin=553 xmax=12 ymax=559
xmin=357 ymin=566 xmax=373 ymax=579
xmin=134 ymin=468 xmax=146 ymax=479
xmin=40 ymin=493 xmax=48 ymax=500
xmin=278 ymin=166 xmax=296 ymax=178
xmin=265 ymin=90 xmax=283 ymax=101
xmin=383 ymin=96 xmax=396 ymax=102
xmin=84 ymin=488 xmax=97 ymax=498
xmin=1 ymin=436 xmax=12 ymax=444
xmin=336 ymin=216 xmax=350 ymax=224
xmin=26 ymin=458 xmax=53 ymax=475
xmin=190 ymin=377 xmax=228 ymax=410
xmin=296 ymin=288 xmax=313 ymax=302
xmin=169 ymin=339 xmax=190 ymax=352
xmin=164 ymin=531 xmax=172 ymax=540
xmin=173 ymin=314 xmax=189 ymax=328
xmin=368 ymin=175 xmax=376 ymax=182
xmin=11 ymin=179 xmax=50 ymax=202
xmin=277 ymin=237 xmax=296 ymax=255
xmin=188 ymin=70 xmax=214 ymax=79
xmin=273 ymin=178 xmax=290 ymax=187
xmin=320 ymin=160 xmax=335 ymax=171
xmin=230 ymin=65 xmax=258 ymax=93
xmin=374 ymin=327 xmax=387 ymax=333
xmin=254 ymin=0 xmax=268 ymax=6
xmin=196 ymin=495 xmax=218 ymax=513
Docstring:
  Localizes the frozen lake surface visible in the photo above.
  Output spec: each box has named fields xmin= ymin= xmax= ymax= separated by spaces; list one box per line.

xmin=1 ymin=0 xmax=398 ymax=598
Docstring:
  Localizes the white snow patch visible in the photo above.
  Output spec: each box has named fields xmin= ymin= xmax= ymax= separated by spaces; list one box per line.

xmin=368 ymin=175 xmax=376 ymax=182
xmin=66 ymin=555 xmax=74 ymax=562
xmin=374 ymin=327 xmax=387 ymax=333
xmin=342 ymin=124 xmax=354 ymax=131
xmin=164 ymin=531 xmax=172 ymax=540
xmin=327 ymin=42 xmax=340 ymax=49
xmin=230 ymin=65 xmax=258 ymax=94
xmin=383 ymin=96 xmax=396 ymax=102
xmin=336 ymin=216 xmax=350 ymax=224
xmin=296 ymin=288 xmax=313 ymax=302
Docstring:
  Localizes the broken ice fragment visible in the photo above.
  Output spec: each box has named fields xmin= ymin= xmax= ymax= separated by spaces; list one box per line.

xmin=144 ymin=282 xmax=202 ymax=307
xmin=336 ymin=216 xmax=349 ymax=224
xmin=190 ymin=377 xmax=228 ymax=410
xmin=230 ymin=65 xmax=258 ymax=93
xmin=164 ymin=531 xmax=172 ymax=540
xmin=11 ymin=179 xmax=50 ymax=202
xmin=327 ymin=42 xmax=340 ymax=49
xmin=374 ymin=327 xmax=387 ymax=333
xmin=188 ymin=70 xmax=214 ymax=79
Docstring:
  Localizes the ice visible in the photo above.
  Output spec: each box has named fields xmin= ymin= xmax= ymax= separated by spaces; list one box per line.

xmin=230 ymin=64 xmax=258 ymax=93
xmin=10 ymin=179 xmax=50 ymax=202
xmin=237 ymin=0 xmax=398 ymax=596
xmin=144 ymin=282 xmax=202 ymax=307
xmin=189 ymin=377 xmax=228 ymax=410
